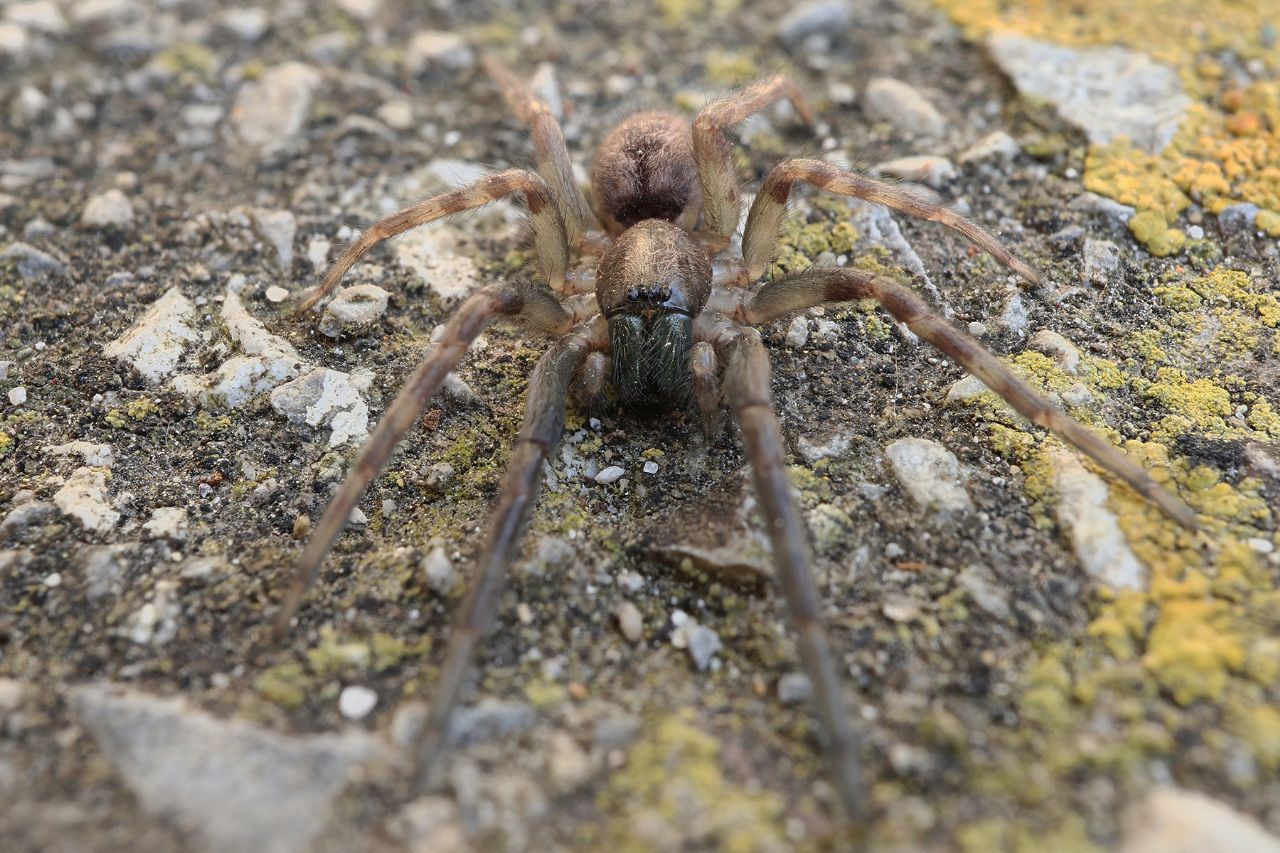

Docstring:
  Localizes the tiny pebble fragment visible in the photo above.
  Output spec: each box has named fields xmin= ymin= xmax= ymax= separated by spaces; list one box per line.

xmin=338 ymin=685 xmax=378 ymax=721
xmin=594 ymin=466 xmax=625 ymax=485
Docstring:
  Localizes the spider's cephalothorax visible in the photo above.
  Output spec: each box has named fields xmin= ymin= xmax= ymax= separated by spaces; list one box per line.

xmin=596 ymin=219 xmax=710 ymax=407
xmin=273 ymin=59 xmax=1200 ymax=827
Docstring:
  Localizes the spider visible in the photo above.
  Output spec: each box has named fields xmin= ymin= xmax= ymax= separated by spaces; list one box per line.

xmin=268 ymin=58 xmax=1199 ymax=823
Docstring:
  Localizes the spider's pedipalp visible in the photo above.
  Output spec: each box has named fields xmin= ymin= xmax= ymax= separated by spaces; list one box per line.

xmin=409 ymin=324 xmax=591 ymax=791
xmin=716 ymin=324 xmax=868 ymax=822
xmin=744 ymin=267 xmax=1200 ymax=530
xmin=692 ymin=75 xmax=815 ymax=242
xmin=269 ymin=283 xmax=574 ymax=644
xmin=483 ymin=54 xmax=594 ymax=243
xmin=742 ymin=158 xmax=1041 ymax=286
xmin=297 ymin=169 xmax=568 ymax=314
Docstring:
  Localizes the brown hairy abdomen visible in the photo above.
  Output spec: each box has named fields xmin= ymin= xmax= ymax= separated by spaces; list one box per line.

xmin=591 ymin=111 xmax=697 ymax=232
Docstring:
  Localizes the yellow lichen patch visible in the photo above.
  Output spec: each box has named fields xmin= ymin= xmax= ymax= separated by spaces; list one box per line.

xmin=1143 ymin=597 xmax=1245 ymax=704
xmin=1142 ymin=368 xmax=1233 ymax=438
xmin=595 ymin=711 xmax=785 ymax=852
xmin=935 ymin=1 xmax=1280 ymax=253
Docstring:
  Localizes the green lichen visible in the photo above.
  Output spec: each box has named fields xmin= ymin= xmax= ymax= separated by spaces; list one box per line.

xmin=253 ymin=662 xmax=309 ymax=709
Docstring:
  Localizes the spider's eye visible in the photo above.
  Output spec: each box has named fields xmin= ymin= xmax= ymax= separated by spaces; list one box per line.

xmin=626 ymin=287 xmax=639 ymax=302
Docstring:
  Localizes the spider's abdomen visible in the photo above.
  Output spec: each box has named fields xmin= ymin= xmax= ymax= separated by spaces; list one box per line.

xmin=591 ymin=111 xmax=698 ymax=232
xmin=596 ymin=220 xmax=711 ymax=409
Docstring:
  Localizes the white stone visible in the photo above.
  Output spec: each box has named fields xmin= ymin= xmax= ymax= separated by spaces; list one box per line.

xmin=594 ymin=466 xmax=625 ymax=485
xmin=104 ymin=288 xmax=199 ymax=385
xmin=874 ymin=155 xmax=956 ymax=189
xmin=530 ymin=62 xmax=564 ymax=120
xmin=44 ymin=440 xmax=115 ymax=467
xmin=1001 ymin=292 xmax=1029 ymax=336
xmin=987 ymin=33 xmax=1191 ymax=154
xmin=958 ymin=131 xmax=1020 ymax=164
xmin=269 ymin=367 xmax=369 ymax=447
xmin=265 ymin=285 xmax=289 ymax=303
xmin=616 ymin=601 xmax=643 ymax=643
xmin=81 ymin=189 xmax=134 ymax=228
xmin=123 ymin=580 xmax=180 ymax=645
xmin=53 ymin=467 xmax=120 ymax=533
xmin=422 ymin=544 xmax=457 ymax=595
xmin=335 ymin=0 xmax=382 ymax=20
xmin=864 ymin=77 xmax=948 ymax=137
xmin=221 ymin=290 xmax=300 ymax=362
xmin=1029 ymin=329 xmax=1082 ymax=374
xmin=7 ymin=386 xmax=26 ymax=405
xmin=1049 ymin=448 xmax=1147 ymax=590
xmin=0 ymin=23 xmax=27 ymax=60
xmin=250 ymin=208 xmax=296 ymax=268
xmin=784 ymin=315 xmax=810 ymax=348
xmin=71 ymin=683 xmax=379 ymax=853
xmin=6 ymin=1 xmax=67 ymax=35
xmin=318 ymin=284 xmax=389 ymax=338
xmin=338 ymin=685 xmax=378 ymax=720
xmin=219 ymin=7 xmax=269 ymax=42
xmin=231 ymin=62 xmax=321 ymax=160
xmin=642 ymin=460 xmax=659 ymax=475
xmin=393 ymin=227 xmax=481 ymax=303
xmin=885 ymin=438 xmax=972 ymax=515
xmin=1119 ymin=787 xmax=1280 ymax=853
xmin=404 ymin=31 xmax=474 ymax=74
xmin=143 ymin=507 xmax=188 ymax=541
xmin=375 ymin=99 xmax=413 ymax=131
xmin=306 ymin=238 xmax=331 ymax=271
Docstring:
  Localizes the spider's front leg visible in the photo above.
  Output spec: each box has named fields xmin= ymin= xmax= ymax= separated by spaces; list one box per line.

xmin=269 ymin=283 xmax=578 ymax=642
xmin=741 ymin=158 xmax=1041 ymax=286
xmin=298 ymin=169 xmax=569 ymax=313
xmin=692 ymin=75 xmax=815 ymax=245
xmin=741 ymin=268 xmax=1199 ymax=529
xmin=703 ymin=319 xmax=868 ymax=821
xmin=409 ymin=319 xmax=596 ymax=790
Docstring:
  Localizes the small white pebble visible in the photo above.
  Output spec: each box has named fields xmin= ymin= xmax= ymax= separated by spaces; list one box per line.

xmin=44 ymin=572 xmax=63 ymax=588
xmin=1248 ymin=537 xmax=1274 ymax=554
xmin=8 ymin=386 xmax=26 ymax=405
xmin=967 ymin=321 xmax=987 ymax=337
xmin=616 ymin=601 xmax=643 ymax=643
xmin=348 ymin=507 xmax=368 ymax=525
xmin=516 ymin=602 xmax=534 ymax=624
xmin=1187 ymin=225 xmax=1205 ymax=240
xmin=594 ymin=465 xmax=625 ymax=484
xmin=338 ymin=685 xmax=378 ymax=720
xmin=642 ymin=460 xmax=659 ymax=475
xmin=265 ymin=285 xmax=289 ymax=303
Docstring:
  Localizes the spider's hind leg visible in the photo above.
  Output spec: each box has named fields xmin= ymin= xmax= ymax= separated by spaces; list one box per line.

xmin=483 ymin=54 xmax=595 ymax=244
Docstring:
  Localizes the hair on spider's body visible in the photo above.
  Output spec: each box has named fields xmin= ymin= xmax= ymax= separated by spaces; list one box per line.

xmin=269 ymin=59 xmax=1200 ymax=828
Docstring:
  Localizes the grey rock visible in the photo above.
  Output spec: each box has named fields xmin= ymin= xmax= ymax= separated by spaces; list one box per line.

xmin=885 ymin=438 xmax=972 ymax=515
xmin=318 ymin=284 xmax=389 ymax=338
xmin=6 ymin=1 xmax=67 ymax=35
xmin=777 ymin=672 xmax=813 ymax=704
xmin=249 ymin=208 xmax=296 ymax=269
xmin=955 ymin=566 xmax=1011 ymax=621
xmin=421 ymin=543 xmax=457 ymax=595
xmin=1082 ymin=238 xmax=1122 ymax=285
xmin=864 ymin=77 xmax=948 ymax=137
xmin=1 ymin=500 xmax=57 ymax=536
xmin=0 ymin=241 xmax=65 ymax=281
xmin=1001 ymin=292 xmax=1029 ymax=336
xmin=80 ymin=189 xmax=134 ymax=228
xmin=218 ymin=7 xmax=269 ymax=42
xmin=80 ymin=544 xmax=133 ymax=599
xmin=987 ymin=33 xmax=1190 ymax=153
xmin=231 ymin=62 xmax=321 ymax=160
xmin=1218 ymin=203 xmax=1260 ymax=235
xmin=685 ymin=624 xmax=722 ymax=672
xmin=71 ymin=683 xmax=379 ymax=853
xmin=447 ymin=699 xmax=536 ymax=748
xmin=270 ymin=368 xmax=369 ymax=447
xmin=1068 ymin=191 xmax=1135 ymax=226
xmin=615 ymin=601 xmax=643 ymax=643
xmin=777 ymin=0 xmax=852 ymax=45
xmin=44 ymin=440 xmax=115 ymax=467
xmin=784 ymin=315 xmax=810 ymax=348
xmin=142 ymin=507 xmax=188 ymax=541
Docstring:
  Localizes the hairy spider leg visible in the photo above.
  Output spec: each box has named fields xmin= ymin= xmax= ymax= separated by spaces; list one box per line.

xmin=742 ymin=158 xmax=1042 ymax=286
xmin=298 ymin=169 xmax=569 ymax=314
xmin=482 ymin=54 xmax=595 ymax=244
xmin=270 ymin=283 xmax=577 ymax=643
xmin=410 ymin=323 xmax=594 ymax=791
xmin=744 ymin=267 xmax=1199 ymax=529
xmin=693 ymin=75 xmax=815 ymax=242
xmin=713 ymin=322 xmax=869 ymax=822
